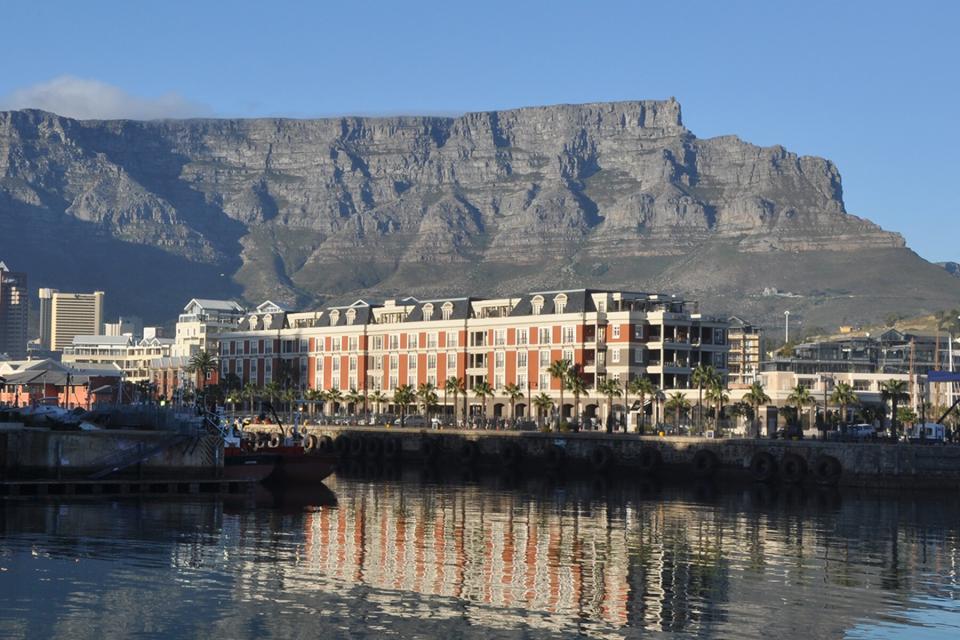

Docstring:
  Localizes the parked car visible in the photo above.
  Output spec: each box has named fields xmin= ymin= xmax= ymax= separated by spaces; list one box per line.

xmin=394 ymin=415 xmax=428 ymax=428
xmin=847 ymin=424 xmax=877 ymax=440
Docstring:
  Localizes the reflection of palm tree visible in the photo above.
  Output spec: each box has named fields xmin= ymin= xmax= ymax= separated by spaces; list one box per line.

xmin=533 ymin=393 xmax=554 ymax=430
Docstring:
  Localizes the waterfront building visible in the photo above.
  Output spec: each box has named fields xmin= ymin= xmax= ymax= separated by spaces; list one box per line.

xmin=727 ymin=316 xmax=763 ymax=387
xmin=217 ymin=289 xmax=729 ymax=428
xmin=0 ymin=261 xmax=29 ymax=360
xmin=0 ymin=358 xmax=122 ymax=408
xmin=104 ymin=316 xmax=144 ymax=338
xmin=61 ymin=334 xmax=174 ymax=383
xmin=45 ymin=290 xmax=105 ymax=352
xmin=172 ymin=298 xmax=246 ymax=358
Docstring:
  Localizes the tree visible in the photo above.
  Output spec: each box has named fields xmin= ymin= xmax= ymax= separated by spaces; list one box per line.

xmin=473 ymin=380 xmax=494 ymax=427
xmin=393 ymin=384 xmax=415 ymax=427
xmin=597 ymin=378 xmax=622 ymax=434
xmin=547 ymin=359 xmax=572 ymax=429
xmin=786 ymin=384 xmax=815 ymax=430
xmin=281 ymin=387 xmax=298 ymax=415
xmin=368 ymin=390 xmax=387 ymax=417
xmin=346 ymin=388 xmax=365 ymax=420
xmin=743 ymin=381 xmax=771 ymax=437
xmin=241 ymin=383 xmax=259 ymax=414
xmin=188 ymin=350 xmax=219 ymax=391
xmin=503 ymin=383 xmax=524 ymax=423
xmin=416 ymin=382 xmax=437 ymax=420
xmin=897 ymin=405 xmax=917 ymax=428
xmin=304 ymin=388 xmax=322 ymax=416
xmin=564 ymin=369 xmax=588 ymax=429
xmin=627 ymin=377 xmax=656 ymax=434
xmin=263 ymin=381 xmax=282 ymax=415
xmin=881 ymin=379 xmax=909 ymax=437
xmin=326 ymin=388 xmax=343 ymax=416
xmin=664 ymin=392 xmax=691 ymax=429
xmin=691 ymin=364 xmax=720 ymax=435
xmin=444 ymin=376 xmax=463 ymax=426
xmin=704 ymin=381 xmax=729 ymax=433
xmin=533 ymin=392 xmax=554 ymax=430
xmin=830 ymin=382 xmax=858 ymax=428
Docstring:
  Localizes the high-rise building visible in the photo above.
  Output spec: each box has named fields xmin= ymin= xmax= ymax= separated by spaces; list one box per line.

xmin=48 ymin=291 xmax=105 ymax=352
xmin=0 ymin=261 xmax=29 ymax=359
xmin=38 ymin=288 xmax=57 ymax=351
xmin=727 ymin=316 xmax=764 ymax=386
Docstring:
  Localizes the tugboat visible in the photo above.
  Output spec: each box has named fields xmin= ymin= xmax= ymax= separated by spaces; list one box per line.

xmin=216 ymin=406 xmax=337 ymax=485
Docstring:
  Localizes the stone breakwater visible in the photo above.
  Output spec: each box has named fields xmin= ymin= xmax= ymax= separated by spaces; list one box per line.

xmin=256 ymin=425 xmax=960 ymax=490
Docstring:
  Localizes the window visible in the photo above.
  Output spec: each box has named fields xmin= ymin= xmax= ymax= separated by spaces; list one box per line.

xmin=407 ymin=333 xmax=419 ymax=349
xmin=329 ymin=310 xmax=340 ymax=325
xmin=539 ymin=350 xmax=550 ymax=366
xmin=317 ymin=358 xmax=324 ymax=372
xmin=518 ymin=351 xmax=528 ymax=368
xmin=634 ymin=350 xmax=643 ymax=364
xmin=332 ymin=358 xmax=340 ymax=372
xmin=346 ymin=309 xmax=356 ymax=325
xmin=516 ymin=328 xmax=528 ymax=346
xmin=408 ymin=354 xmax=417 ymax=369
xmin=372 ymin=335 xmax=383 ymax=350
xmin=300 ymin=339 xmax=308 ymax=352
xmin=612 ymin=325 xmax=621 ymax=339
xmin=611 ymin=349 xmax=621 ymax=364
xmin=598 ymin=301 xmax=606 ymax=313
xmin=494 ymin=374 xmax=505 ymax=389
xmin=554 ymin=294 xmax=567 ymax=314
xmin=389 ymin=375 xmax=398 ymax=389
xmin=495 ymin=352 xmax=505 ymax=369
xmin=408 ymin=371 xmax=417 ymax=385
xmin=446 ymin=331 xmax=458 ymax=348
xmin=423 ymin=303 xmax=434 ymax=321
xmin=532 ymin=295 xmax=544 ymax=315
xmin=427 ymin=333 xmax=438 ymax=348
xmin=330 ymin=338 xmax=341 ymax=352
xmin=348 ymin=337 xmax=358 ymax=352
xmin=634 ymin=325 xmax=643 ymax=340
xmin=428 ymin=354 xmax=437 ymax=370
xmin=349 ymin=356 xmax=357 ymax=371
xmin=389 ymin=335 xmax=399 ymax=350
xmin=517 ymin=373 xmax=527 ymax=388
xmin=446 ymin=352 xmax=457 ymax=371
xmin=563 ymin=326 xmax=575 ymax=344
xmin=562 ymin=349 xmax=574 ymax=363
xmin=539 ymin=373 xmax=550 ymax=390
xmin=349 ymin=376 xmax=357 ymax=389
xmin=428 ymin=374 xmax=437 ymax=386
xmin=390 ymin=354 xmax=399 ymax=370
xmin=494 ymin=329 xmax=506 ymax=346
xmin=539 ymin=328 xmax=551 ymax=345
xmin=442 ymin=302 xmax=454 ymax=321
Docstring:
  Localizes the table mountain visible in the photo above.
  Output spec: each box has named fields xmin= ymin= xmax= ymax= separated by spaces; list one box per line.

xmin=1 ymin=99 xmax=956 ymax=331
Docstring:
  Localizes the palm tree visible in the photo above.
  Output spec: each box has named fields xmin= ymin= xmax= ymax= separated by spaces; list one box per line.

xmin=830 ymin=382 xmax=858 ymax=428
xmin=743 ymin=381 xmax=771 ymax=437
xmin=473 ymin=380 xmax=494 ymax=427
xmin=369 ymin=390 xmax=387 ymax=417
xmin=263 ymin=381 xmax=282 ymax=415
xmin=241 ymin=382 xmax=259 ymax=414
xmin=597 ymin=378 xmax=622 ymax=434
xmin=188 ymin=350 xmax=219 ymax=391
xmin=503 ymin=383 xmax=524 ymax=424
xmin=393 ymin=384 xmax=415 ymax=427
xmin=881 ymin=379 xmax=909 ymax=437
xmin=444 ymin=376 xmax=463 ymax=426
xmin=326 ymin=388 xmax=343 ymax=417
xmin=627 ymin=377 xmax=657 ymax=434
xmin=547 ymin=359 xmax=572 ymax=428
xmin=896 ymin=405 xmax=917 ymax=428
xmin=416 ymin=382 xmax=437 ymax=421
xmin=533 ymin=392 xmax=554 ymax=430
xmin=304 ymin=388 xmax=322 ymax=417
xmin=346 ymin=387 xmax=365 ymax=421
xmin=564 ymin=367 xmax=588 ymax=429
xmin=786 ymin=384 xmax=815 ymax=432
xmin=691 ymin=364 xmax=720 ymax=435
xmin=281 ymin=387 xmax=298 ymax=416
xmin=664 ymin=392 xmax=691 ymax=430
xmin=704 ymin=381 xmax=729 ymax=433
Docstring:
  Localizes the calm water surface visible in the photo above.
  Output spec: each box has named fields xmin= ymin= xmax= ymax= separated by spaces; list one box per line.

xmin=1 ymin=471 xmax=959 ymax=639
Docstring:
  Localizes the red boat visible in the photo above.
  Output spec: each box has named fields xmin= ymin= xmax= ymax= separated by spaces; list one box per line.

xmin=224 ymin=432 xmax=337 ymax=485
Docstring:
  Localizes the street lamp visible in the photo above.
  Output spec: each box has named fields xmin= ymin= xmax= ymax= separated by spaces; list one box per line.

xmin=784 ymin=311 xmax=791 ymax=344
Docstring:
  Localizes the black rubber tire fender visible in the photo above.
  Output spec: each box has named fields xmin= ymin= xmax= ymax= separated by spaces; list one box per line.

xmin=317 ymin=435 xmax=335 ymax=454
xmin=781 ymin=453 xmax=807 ymax=483
xmin=590 ymin=446 xmax=614 ymax=472
xmin=383 ymin=437 xmax=401 ymax=458
xmin=749 ymin=451 xmax=778 ymax=482
xmin=812 ymin=454 xmax=842 ymax=485
xmin=268 ymin=434 xmax=281 ymax=449
xmin=334 ymin=435 xmax=352 ymax=457
xmin=637 ymin=447 xmax=663 ymax=475
xmin=459 ymin=440 xmax=480 ymax=465
xmin=545 ymin=444 xmax=566 ymax=469
xmin=364 ymin=437 xmax=383 ymax=458
xmin=349 ymin=436 xmax=366 ymax=458
xmin=421 ymin=437 xmax=440 ymax=461
xmin=303 ymin=434 xmax=318 ymax=452
xmin=692 ymin=449 xmax=719 ymax=478
xmin=501 ymin=441 xmax=522 ymax=467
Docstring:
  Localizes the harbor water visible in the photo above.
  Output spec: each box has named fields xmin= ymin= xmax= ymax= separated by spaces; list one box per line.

xmin=1 ymin=471 xmax=959 ymax=639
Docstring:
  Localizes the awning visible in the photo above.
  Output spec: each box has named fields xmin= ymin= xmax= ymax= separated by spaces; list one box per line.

xmin=927 ymin=371 xmax=960 ymax=383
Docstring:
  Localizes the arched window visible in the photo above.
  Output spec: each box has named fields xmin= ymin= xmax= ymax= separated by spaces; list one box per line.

xmin=423 ymin=303 xmax=434 ymax=321
xmin=346 ymin=309 xmax=356 ymax=325
xmin=249 ymin=315 xmax=259 ymax=329
xmin=554 ymin=294 xmax=568 ymax=314
xmin=531 ymin=295 xmax=544 ymax=315
xmin=329 ymin=310 xmax=340 ymax=325
xmin=441 ymin=302 xmax=454 ymax=320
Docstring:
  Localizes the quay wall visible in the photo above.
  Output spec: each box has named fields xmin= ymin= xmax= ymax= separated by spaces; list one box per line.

xmin=257 ymin=425 xmax=960 ymax=489
xmin=0 ymin=424 xmax=222 ymax=480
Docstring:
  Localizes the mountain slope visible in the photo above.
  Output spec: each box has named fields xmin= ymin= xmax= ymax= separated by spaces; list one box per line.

xmin=0 ymin=99 xmax=953 ymax=329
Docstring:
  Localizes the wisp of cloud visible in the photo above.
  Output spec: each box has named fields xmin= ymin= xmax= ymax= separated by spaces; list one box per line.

xmin=0 ymin=76 xmax=211 ymax=120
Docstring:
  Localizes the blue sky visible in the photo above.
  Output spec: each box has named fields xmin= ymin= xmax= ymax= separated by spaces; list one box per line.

xmin=1 ymin=0 xmax=957 ymax=261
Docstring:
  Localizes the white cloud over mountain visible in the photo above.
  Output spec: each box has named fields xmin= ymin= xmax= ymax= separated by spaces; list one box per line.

xmin=0 ymin=76 xmax=210 ymax=120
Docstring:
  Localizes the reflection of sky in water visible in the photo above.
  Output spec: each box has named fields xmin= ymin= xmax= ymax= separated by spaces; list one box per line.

xmin=847 ymin=594 xmax=960 ymax=639
xmin=1 ymin=475 xmax=959 ymax=639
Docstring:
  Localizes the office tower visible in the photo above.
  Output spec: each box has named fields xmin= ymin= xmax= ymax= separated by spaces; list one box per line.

xmin=49 ymin=291 xmax=105 ymax=351
xmin=0 ymin=261 xmax=29 ymax=359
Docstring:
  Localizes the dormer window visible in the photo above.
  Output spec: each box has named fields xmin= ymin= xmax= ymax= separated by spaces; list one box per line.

xmin=441 ymin=302 xmax=454 ymax=320
xmin=423 ymin=303 xmax=434 ymax=321
xmin=249 ymin=315 xmax=259 ymax=329
xmin=329 ymin=310 xmax=340 ymax=325
xmin=532 ymin=295 xmax=544 ymax=315
xmin=346 ymin=309 xmax=356 ymax=325
xmin=554 ymin=294 xmax=568 ymax=314
xmin=263 ymin=313 xmax=273 ymax=327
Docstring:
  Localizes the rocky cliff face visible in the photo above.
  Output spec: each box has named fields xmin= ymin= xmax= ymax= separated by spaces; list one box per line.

xmin=1 ymin=100 xmax=950 ymax=328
